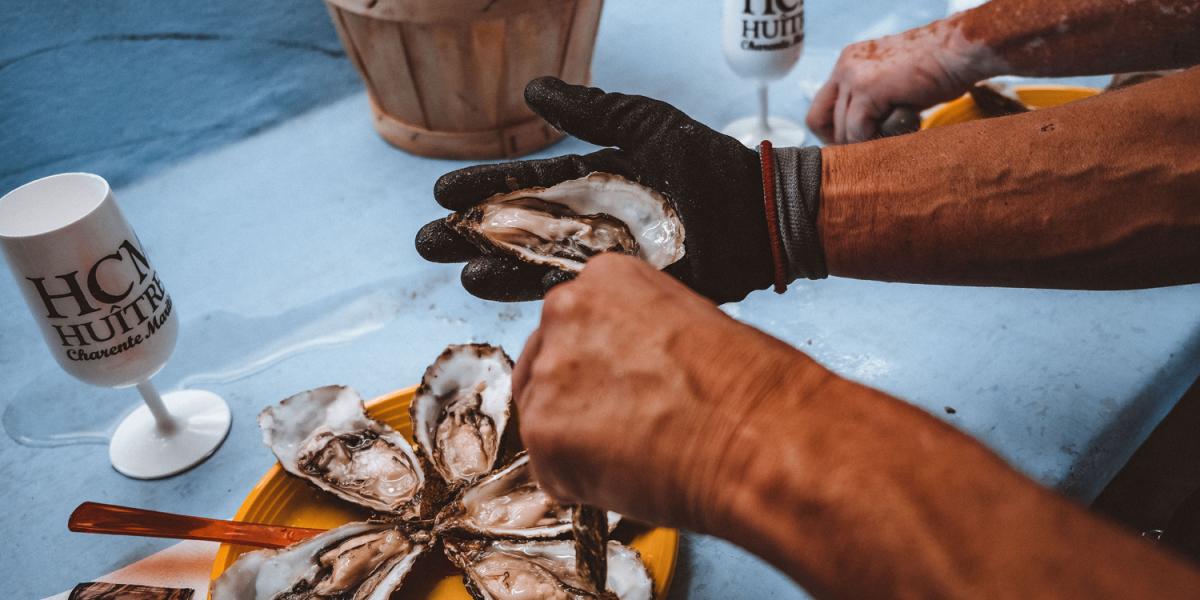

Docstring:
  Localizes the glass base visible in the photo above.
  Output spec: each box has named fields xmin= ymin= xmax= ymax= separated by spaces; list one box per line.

xmin=2 ymin=280 xmax=401 ymax=450
xmin=108 ymin=389 xmax=231 ymax=479
xmin=722 ymin=116 xmax=807 ymax=148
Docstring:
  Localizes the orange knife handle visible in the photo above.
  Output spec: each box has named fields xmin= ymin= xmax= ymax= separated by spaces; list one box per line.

xmin=69 ymin=501 xmax=325 ymax=549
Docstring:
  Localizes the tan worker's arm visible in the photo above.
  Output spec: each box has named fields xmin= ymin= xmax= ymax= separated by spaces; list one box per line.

xmin=809 ymin=0 xmax=1200 ymax=143
xmin=515 ymin=254 xmax=1200 ymax=599
xmin=959 ymin=0 xmax=1200 ymax=77
xmin=821 ymin=66 xmax=1200 ymax=289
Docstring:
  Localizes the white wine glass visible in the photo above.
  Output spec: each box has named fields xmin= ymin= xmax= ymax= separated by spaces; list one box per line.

xmin=721 ymin=0 xmax=808 ymax=146
xmin=0 ymin=173 xmax=230 ymax=479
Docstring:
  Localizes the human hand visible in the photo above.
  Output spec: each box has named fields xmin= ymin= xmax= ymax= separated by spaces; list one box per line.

xmin=806 ymin=19 xmax=991 ymax=144
xmin=415 ymin=77 xmax=776 ymax=305
xmin=511 ymin=253 xmax=807 ymax=532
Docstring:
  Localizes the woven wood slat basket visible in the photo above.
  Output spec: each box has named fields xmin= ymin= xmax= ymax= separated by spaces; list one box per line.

xmin=326 ymin=0 xmax=604 ymax=159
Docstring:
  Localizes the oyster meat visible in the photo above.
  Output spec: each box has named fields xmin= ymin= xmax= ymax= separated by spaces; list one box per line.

xmin=437 ymin=453 xmax=620 ymax=539
xmin=211 ymin=521 xmax=428 ymax=600
xmin=412 ymin=344 xmax=513 ymax=487
xmin=448 ymin=172 xmax=685 ymax=273
xmin=259 ymin=385 xmax=424 ymax=515
xmin=231 ymin=343 xmax=657 ymax=600
xmin=445 ymin=539 xmax=653 ymax=600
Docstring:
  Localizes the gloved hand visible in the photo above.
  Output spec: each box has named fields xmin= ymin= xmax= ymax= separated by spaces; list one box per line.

xmin=806 ymin=19 xmax=990 ymax=144
xmin=415 ymin=77 xmax=780 ymax=304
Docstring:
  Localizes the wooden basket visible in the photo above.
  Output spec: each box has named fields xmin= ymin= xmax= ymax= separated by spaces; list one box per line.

xmin=325 ymin=0 xmax=604 ymax=159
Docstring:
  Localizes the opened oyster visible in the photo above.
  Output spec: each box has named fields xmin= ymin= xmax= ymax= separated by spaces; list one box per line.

xmin=211 ymin=521 xmax=428 ymax=600
xmin=259 ymin=385 xmax=424 ymax=515
xmin=412 ymin=344 xmax=513 ymax=487
xmin=231 ymin=343 xmax=655 ymax=599
xmin=437 ymin=453 xmax=620 ymax=539
xmin=445 ymin=539 xmax=653 ymax=600
xmin=447 ymin=172 xmax=686 ymax=273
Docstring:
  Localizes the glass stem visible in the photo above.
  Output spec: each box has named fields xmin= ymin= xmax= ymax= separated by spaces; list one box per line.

xmin=136 ymin=380 xmax=177 ymax=434
xmin=758 ymin=82 xmax=771 ymax=133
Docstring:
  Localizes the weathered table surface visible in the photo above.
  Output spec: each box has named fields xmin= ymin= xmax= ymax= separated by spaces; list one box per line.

xmin=3 ymin=1 xmax=1198 ymax=598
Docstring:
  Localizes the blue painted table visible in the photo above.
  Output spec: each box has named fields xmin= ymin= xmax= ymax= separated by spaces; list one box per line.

xmin=3 ymin=1 xmax=1198 ymax=598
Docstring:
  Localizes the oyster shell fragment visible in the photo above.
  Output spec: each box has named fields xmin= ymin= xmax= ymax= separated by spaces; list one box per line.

xmin=259 ymin=385 xmax=424 ymax=515
xmin=448 ymin=172 xmax=685 ymax=273
xmin=211 ymin=521 xmax=428 ymax=600
xmin=445 ymin=539 xmax=653 ymax=600
xmin=412 ymin=344 xmax=513 ymax=487
xmin=436 ymin=453 xmax=620 ymax=539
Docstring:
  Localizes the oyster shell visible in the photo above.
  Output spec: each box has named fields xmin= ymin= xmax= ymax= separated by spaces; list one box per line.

xmin=211 ymin=521 xmax=428 ymax=600
xmin=259 ymin=385 xmax=424 ymax=515
xmin=412 ymin=344 xmax=513 ymax=488
xmin=968 ymin=83 xmax=1031 ymax=118
xmin=436 ymin=453 xmax=620 ymax=539
xmin=448 ymin=172 xmax=685 ymax=273
xmin=231 ymin=342 xmax=657 ymax=600
xmin=445 ymin=539 xmax=654 ymax=600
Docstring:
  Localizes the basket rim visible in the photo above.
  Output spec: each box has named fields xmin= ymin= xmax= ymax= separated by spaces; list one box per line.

xmin=325 ymin=0 xmax=579 ymax=23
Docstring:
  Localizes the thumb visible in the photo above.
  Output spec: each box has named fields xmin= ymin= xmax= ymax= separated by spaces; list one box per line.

xmin=525 ymin=453 xmax=581 ymax=505
xmin=524 ymin=76 xmax=683 ymax=151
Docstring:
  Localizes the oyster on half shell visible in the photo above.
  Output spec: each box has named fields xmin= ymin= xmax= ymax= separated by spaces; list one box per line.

xmin=259 ymin=385 xmax=424 ymax=515
xmin=412 ymin=344 xmax=513 ymax=488
xmin=445 ymin=539 xmax=654 ymax=600
xmin=211 ymin=521 xmax=428 ymax=600
xmin=233 ymin=342 xmax=658 ymax=600
xmin=448 ymin=172 xmax=686 ymax=273
xmin=436 ymin=453 xmax=620 ymax=539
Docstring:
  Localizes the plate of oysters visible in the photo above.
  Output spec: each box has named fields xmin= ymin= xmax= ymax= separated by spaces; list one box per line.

xmin=208 ymin=343 xmax=677 ymax=599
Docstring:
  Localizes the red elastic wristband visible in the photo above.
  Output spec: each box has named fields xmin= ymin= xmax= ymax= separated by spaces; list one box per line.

xmin=758 ymin=140 xmax=788 ymax=293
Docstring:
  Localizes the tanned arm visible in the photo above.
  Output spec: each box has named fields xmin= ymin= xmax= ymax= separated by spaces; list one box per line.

xmin=958 ymin=0 xmax=1200 ymax=77
xmin=517 ymin=254 xmax=1200 ymax=599
xmin=809 ymin=0 xmax=1200 ymax=143
xmin=719 ymin=347 xmax=1200 ymax=599
xmin=821 ymin=66 xmax=1200 ymax=289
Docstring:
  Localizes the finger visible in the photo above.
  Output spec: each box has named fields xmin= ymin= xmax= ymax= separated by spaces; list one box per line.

xmin=512 ymin=326 xmax=544 ymax=405
xmin=414 ymin=218 xmax=480 ymax=263
xmin=845 ymin=93 xmax=882 ymax=143
xmin=527 ymin=455 xmax=581 ymax=504
xmin=508 ymin=325 xmax=544 ymax=455
xmin=460 ymin=256 xmax=550 ymax=302
xmin=433 ymin=149 xmax=634 ymax=212
xmin=806 ymin=80 xmax=838 ymax=144
xmin=512 ymin=328 xmax=581 ymax=504
xmin=524 ymin=76 xmax=688 ymax=151
xmin=833 ymin=87 xmax=852 ymax=145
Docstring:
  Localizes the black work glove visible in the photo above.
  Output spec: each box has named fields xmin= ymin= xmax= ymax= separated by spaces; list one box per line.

xmin=415 ymin=77 xmax=824 ymax=304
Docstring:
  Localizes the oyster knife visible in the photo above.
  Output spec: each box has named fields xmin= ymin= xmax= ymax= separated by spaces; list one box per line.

xmin=69 ymin=501 xmax=326 ymax=549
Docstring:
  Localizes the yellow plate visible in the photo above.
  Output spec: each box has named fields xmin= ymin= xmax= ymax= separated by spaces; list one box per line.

xmin=922 ymin=85 xmax=1100 ymax=129
xmin=209 ymin=385 xmax=679 ymax=598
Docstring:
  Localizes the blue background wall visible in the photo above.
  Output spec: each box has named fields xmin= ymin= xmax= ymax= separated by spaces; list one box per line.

xmin=1 ymin=1 xmax=361 ymax=193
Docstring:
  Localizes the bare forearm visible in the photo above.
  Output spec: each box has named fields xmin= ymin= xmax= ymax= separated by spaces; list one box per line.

xmin=820 ymin=66 xmax=1200 ymax=290
xmin=717 ymin=356 xmax=1200 ymax=598
xmin=959 ymin=0 xmax=1200 ymax=77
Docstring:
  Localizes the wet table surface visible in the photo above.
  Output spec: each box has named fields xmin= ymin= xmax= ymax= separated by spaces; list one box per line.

xmin=4 ymin=1 xmax=1200 ymax=598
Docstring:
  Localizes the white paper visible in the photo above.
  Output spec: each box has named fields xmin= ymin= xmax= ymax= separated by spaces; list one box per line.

xmin=43 ymin=540 xmax=217 ymax=600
